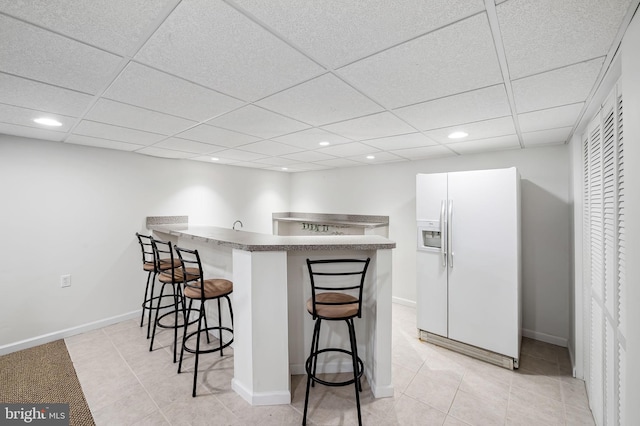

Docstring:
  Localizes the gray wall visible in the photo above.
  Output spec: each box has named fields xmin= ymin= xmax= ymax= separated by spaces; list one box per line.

xmin=291 ymin=145 xmax=572 ymax=344
xmin=0 ymin=135 xmax=571 ymax=350
xmin=620 ymin=12 xmax=640 ymax=423
xmin=0 ymin=136 xmax=290 ymax=348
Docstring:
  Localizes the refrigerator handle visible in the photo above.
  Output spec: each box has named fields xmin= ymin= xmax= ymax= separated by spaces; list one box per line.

xmin=448 ymin=200 xmax=453 ymax=268
xmin=440 ymin=200 xmax=446 ymax=267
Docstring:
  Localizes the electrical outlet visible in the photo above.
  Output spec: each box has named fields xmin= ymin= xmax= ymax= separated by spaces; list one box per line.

xmin=60 ymin=274 xmax=71 ymax=288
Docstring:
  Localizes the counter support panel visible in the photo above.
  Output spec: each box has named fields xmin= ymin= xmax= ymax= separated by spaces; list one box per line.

xmin=231 ymin=249 xmax=290 ymax=405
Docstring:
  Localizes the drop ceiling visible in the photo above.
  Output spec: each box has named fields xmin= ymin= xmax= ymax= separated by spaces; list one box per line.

xmin=0 ymin=0 xmax=637 ymax=172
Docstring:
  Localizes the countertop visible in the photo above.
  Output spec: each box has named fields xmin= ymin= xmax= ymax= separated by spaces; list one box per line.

xmin=148 ymin=224 xmax=396 ymax=252
xmin=272 ymin=212 xmax=389 ymax=228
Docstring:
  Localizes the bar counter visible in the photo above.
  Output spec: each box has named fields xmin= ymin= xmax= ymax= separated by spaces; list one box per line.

xmin=148 ymin=223 xmax=396 ymax=251
xmin=148 ymin=220 xmax=396 ymax=406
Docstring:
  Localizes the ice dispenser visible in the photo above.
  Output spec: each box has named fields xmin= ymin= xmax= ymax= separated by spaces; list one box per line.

xmin=417 ymin=221 xmax=442 ymax=251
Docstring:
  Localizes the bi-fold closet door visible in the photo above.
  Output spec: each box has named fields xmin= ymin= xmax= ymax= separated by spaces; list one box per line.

xmin=582 ymin=81 xmax=626 ymax=426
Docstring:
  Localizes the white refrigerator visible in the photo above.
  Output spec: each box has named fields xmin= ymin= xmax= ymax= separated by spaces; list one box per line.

xmin=416 ymin=167 xmax=521 ymax=366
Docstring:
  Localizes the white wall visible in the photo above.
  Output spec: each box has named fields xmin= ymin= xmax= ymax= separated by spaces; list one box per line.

xmin=0 ymin=134 xmax=572 ymax=349
xmin=0 ymin=135 xmax=290 ymax=348
xmin=290 ymin=145 xmax=572 ymax=344
xmin=621 ymin=11 xmax=640 ymax=424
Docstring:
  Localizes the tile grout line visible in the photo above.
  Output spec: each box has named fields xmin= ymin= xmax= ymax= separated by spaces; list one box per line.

xmin=106 ymin=320 xmax=175 ymax=426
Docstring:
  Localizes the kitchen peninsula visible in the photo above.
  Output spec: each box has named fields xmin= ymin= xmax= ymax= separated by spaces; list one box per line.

xmin=146 ymin=216 xmax=396 ymax=406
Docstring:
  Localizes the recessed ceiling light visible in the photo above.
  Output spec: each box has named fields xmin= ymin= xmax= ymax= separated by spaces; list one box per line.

xmin=319 ymin=141 xmax=330 ymax=146
xmin=448 ymin=131 xmax=468 ymax=139
xmin=366 ymin=155 xmax=375 ymax=160
xmin=281 ymin=167 xmax=288 ymax=171
xmin=34 ymin=117 xmax=62 ymax=127
xmin=211 ymin=157 xmax=219 ymax=161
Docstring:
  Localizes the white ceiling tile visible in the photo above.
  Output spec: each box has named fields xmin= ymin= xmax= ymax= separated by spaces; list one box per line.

xmin=65 ymin=134 xmax=144 ymax=151
xmin=285 ymin=162 xmax=332 ymax=172
xmin=313 ymin=158 xmax=363 ymax=168
xmin=153 ymin=137 xmax=225 ymax=154
xmin=512 ymin=59 xmax=603 ymax=114
xmin=391 ymin=145 xmax=454 ymax=160
xmin=237 ymin=140 xmax=303 ymax=156
xmin=518 ymin=103 xmax=584 ymax=133
xmin=73 ymin=120 xmax=164 ymax=145
xmin=253 ymin=157 xmax=300 ymax=167
xmin=347 ymin=151 xmax=408 ymax=165
xmin=135 ymin=0 xmax=324 ymax=101
xmin=447 ymin=134 xmax=521 ymax=154
xmin=322 ymin=112 xmax=416 ymax=140
xmin=0 ymin=104 xmax=75 ymax=132
xmin=85 ymin=99 xmax=196 ymax=135
xmin=424 ymin=116 xmax=516 ymax=144
xmin=177 ymin=124 xmax=259 ymax=148
xmin=191 ymin=156 xmax=238 ymax=165
xmin=0 ymin=0 xmax=179 ymax=55
xmin=227 ymin=161 xmax=269 ymax=169
xmin=267 ymin=166 xmax=296 ymax=172
xmin=206 ymin=106 xmax=310 ymax=139
xmin=361 ymin=133 xmax=437 ymax=150
xmin=0 ymin=15 xmax=122 ymax=94
xmin=497 ymin=0 xmax=631 ymax=79
xmin=136 ymin=146 xmax=195 ymax=159
xmin=256 ymin=73 xmax=383 ymax=125
xmin=0 ymin=123 xmax=66 ymax=142
xmin=273 ymin=128 xmax=352 ymax=150
xmin=394 ymin=85 xmax=512 ymax=131
xmin=522 ymin=127 xmax=573 ymax=147
xmin=233 ymin=0 xmax=485 ymax=68
xmin=337 ymin=13 xmax=503 ymax=108
xmin=103 ymin=62 xmax=244 ymax=121
xmin=213 ymin=149 xmax=268 ymax=162
xmin=317 ymin=142 xmax=380 ymax=157
xmin=0 ymin=73 xmax=93 ymax=117
xmin=282 ymin=151 xmax=337 ymax=163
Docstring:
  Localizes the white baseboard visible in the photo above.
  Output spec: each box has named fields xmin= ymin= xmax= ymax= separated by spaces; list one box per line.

xmin=522 ymin=328 xmax=568 ymax=347
xmin=0 ymin=310 xmax=141 ymax=356
xmin=231 ymin=378 xmax=291 ymax=406
xmin=392 ymin=297 xmax=416 ymax=308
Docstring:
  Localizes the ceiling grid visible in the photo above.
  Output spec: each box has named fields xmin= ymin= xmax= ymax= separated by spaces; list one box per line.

xmin=0 ymin=0 xmax=638 ymax=171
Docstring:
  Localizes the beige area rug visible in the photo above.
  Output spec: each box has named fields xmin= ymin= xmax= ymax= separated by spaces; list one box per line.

xmin=0 ymin=339 xmax=95 ymax=426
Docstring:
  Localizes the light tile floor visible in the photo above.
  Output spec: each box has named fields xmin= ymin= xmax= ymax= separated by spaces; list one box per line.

xmin=64 ymin=304 xmax=594 ymax=425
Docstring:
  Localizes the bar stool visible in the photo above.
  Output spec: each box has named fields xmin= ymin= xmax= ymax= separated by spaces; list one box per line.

xmin=174 ymin=245 xmax=234 ymax=397
xmin=302 ymin=258 xmax=370 ymax=426
xmin=135 ymin=233 xmax=179 ymax=338
xmin=149 ymin=238 xmax=199 ymax=363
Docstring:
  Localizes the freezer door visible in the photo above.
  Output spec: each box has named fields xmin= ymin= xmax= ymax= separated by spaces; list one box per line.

xmin=446 ymin=168 xmax=520 ymax=358
xmin=416 ymin=250 xmax=448 ymax=336
xmin=416 ymin=173 xmax=447 ymax=221
xmin=416 ymin=172 xmax=449 ymax=336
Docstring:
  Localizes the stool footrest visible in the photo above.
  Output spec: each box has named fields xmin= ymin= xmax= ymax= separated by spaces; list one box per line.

xmin=143 ymin=294 xmax=177 ymax=311
xmin=156 ymin=308 xmax=200 ymax=330
xmin=182 ymin=327 xmax=234 ymax=355
xmin=305 ymin=348 xmax=364 ymax=387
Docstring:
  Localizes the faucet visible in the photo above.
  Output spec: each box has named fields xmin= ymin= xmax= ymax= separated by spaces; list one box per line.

xmin=233 ymin=220 xmax=243 ymax=230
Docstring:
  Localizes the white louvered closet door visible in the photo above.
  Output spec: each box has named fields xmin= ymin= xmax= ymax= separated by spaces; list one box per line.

xmin=582 ymin=81 xmax=626 ymax=426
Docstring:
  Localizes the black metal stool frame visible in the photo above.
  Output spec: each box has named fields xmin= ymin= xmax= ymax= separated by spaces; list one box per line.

xmin=175 ymin=245 xmax=234 ymax=397
xmin=135 ymin=233 xmax=178 ymax=339
xmin=303 ymin=257 xmax=370 ymax=426
xmin=149 ymin=238 xmax=200 ymax=363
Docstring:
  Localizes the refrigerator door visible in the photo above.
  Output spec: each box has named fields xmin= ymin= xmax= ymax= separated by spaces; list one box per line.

xmin=446 ymin=168 xmax=520 ymax=358
xmin=416 ymin=173 xmax=448 ymax=337
xmin=416 ymin=173 xmax=447 ymax=221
